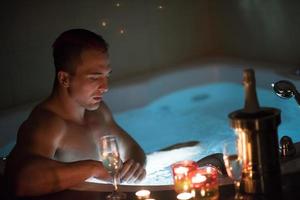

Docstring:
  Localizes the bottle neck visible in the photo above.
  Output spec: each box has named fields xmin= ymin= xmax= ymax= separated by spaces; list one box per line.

xmin=243 ymin=69 xmax=260 ymax=113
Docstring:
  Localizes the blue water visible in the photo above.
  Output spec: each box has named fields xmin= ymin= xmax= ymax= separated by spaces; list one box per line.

xmin=2 ymin=82 xmax=300 ymax=185
xmin=1 ymin=82 xmax=300 ymax=160
xmin=115 ymin=82 xmax=300 ymax=157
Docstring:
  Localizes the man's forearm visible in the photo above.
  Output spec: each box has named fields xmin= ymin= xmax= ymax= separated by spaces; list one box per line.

xmin=6 ymin=156 xmax=107 ymax=197
xmin=130 ymin=146 xmax=146 ymax=167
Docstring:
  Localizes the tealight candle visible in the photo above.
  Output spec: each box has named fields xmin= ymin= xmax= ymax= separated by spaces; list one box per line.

xmin=174 ymin=166 xmax=189 ymax=175
xmin=176 ymin=192 xmax=193 ymax=200
xmin=135 ymin=189 xmax=151 ymax=199
xmin=191 ymin=173 xmax=207 ymax=188
xmin=188 ymin=166 xmax=219 ymax=199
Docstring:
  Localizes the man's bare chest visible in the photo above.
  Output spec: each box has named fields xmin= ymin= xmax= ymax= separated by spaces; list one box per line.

xmin=54 ymin=119 xmax=108 ymax=162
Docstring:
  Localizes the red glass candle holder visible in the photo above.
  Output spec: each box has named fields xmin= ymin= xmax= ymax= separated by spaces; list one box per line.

xmin=171 ymin=160 xmax=198 ymax=193
xmin=188 ymin=166 xmax=219 ymax=199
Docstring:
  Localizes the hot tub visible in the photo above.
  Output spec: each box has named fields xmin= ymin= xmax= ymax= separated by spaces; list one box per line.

xmin=101 ymin=62 xmax=300 ymax=186
xmin=104 ymin=62 xmax=300 ymax=151
xmin=1 ymin=61 xmax=300 ymax=187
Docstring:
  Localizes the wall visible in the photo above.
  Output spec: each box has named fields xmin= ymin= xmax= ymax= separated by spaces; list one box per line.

xmin=1 ymin=0 xmax=300 ymax=109
xmin=213 ymin=1 xmax=300 ymax=62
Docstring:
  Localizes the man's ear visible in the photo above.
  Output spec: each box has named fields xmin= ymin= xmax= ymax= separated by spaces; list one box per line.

xmin=57 ymin=71 xmax=70 ymax=88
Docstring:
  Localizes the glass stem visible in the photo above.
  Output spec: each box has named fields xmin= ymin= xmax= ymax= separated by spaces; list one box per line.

xmin=233 ymin=181 xmax=244 ymax=199
xmin=113 ymin=174 xmax=118 ymax=192
xmin=234 ymin=180 xmax=240 ymax=193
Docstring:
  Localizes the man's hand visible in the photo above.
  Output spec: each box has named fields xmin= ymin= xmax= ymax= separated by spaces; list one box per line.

xmin=91 ymin=160 xmax=112 ymax=181
xmin=118 ymin=159 xmax=146 ymax=183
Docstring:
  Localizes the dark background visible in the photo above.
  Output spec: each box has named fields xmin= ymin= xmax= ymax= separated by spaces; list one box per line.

xmin=1 ymin=0 xmax=300 ymax=109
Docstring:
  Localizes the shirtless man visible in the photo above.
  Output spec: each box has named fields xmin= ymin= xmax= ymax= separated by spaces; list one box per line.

xmin=4 ymin=29 xmax=146 ymax=197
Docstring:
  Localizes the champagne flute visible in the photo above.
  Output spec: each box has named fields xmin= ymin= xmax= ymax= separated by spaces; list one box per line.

xmin=99 ymin=135 xmax=125 ymax=200
xmin=223 ymin=139 xmax=243 ymax=199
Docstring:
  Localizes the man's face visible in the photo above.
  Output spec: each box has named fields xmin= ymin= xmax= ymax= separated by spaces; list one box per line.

xmin=68 ymin=48 xmax=111 ymax=111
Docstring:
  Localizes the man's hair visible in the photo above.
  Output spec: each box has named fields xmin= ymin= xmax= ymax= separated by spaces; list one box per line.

xmin=52 ymin=29 xmax=108 ymax=73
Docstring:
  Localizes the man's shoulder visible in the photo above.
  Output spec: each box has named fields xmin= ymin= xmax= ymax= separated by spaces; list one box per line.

xmin=21 ymin=106 xmax=67 ymax=136
xmin=12 ymin=105 xmax=67 ymax=158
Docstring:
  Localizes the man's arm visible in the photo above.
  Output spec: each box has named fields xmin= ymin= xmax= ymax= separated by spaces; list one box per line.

xmin=4 ymin=114 xmax=109 ymax=197
xmin=99 ymin=102 xmax=146 ymax=182
xmin=5 ymin=153 xmax=107 ymax=196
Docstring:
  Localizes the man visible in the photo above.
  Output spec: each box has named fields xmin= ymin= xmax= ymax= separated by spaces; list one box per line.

xmin=4 ymin=29 xmax=146 ymax=197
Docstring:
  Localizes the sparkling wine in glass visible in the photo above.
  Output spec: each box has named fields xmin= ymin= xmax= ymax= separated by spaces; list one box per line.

xmin=99 ymin=135 xmax=125 ymax=200
xmin=223 ymin=140 xmax=243 ymax=199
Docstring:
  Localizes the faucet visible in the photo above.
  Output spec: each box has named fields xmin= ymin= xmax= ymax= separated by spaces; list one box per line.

xmin=280 ymin=136 xmax=296 ymax=159
xmin=272 ymin=80 xmax=300 ymax=105
xmin=272 ymin=80 xmax=300 ymax=159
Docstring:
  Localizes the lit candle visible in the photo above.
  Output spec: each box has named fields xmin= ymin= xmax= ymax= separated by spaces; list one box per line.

xmin=171 ymin=160 xmax=198 ymax=193
xmin=135 ymin=189 xmax=151 ymax=199
xmin=176 ymin=192 xmax=193 ymax=200
xmin=206 ymin=166 xmax=212 ymax=173
xmin=174 ymin=166 xmax=189 ymax=175
xmin=189 ymin=169 xmax=206 ymax=189
xmin=188 ymin=166 xmax=219 ymax=199
xmin=191 ymin=173 xmax=206 ymax=186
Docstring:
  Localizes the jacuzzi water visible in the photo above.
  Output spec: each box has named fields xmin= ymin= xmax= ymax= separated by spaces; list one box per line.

xmin=109 ymin=82 xmax=300 ymax=185
xmin=2 ymin=81 xmax=300 ymax=186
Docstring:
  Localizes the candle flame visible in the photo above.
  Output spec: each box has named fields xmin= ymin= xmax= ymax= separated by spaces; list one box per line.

xmin=200 ymin=189 xmax=206 ymax=196
xmin=191 ymin=173 xmax=207 ymax=183
xmin=183 ymin=183 xmax=189 ymax=191
xmin=206 ymin=166 xmax=212 ymax=173
xmin=174 ymin=166 xmax=189 ymax=175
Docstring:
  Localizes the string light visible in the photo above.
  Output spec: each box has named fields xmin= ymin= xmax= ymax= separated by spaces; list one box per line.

xmin=119 ymin=28 xmax=125 ymax=35
xmin=101 ymin=21 xmax=107 ymax=27
xmin=99 ymin=1 xmax=169 ymax=36
xmin=99 ymin=19 xmax=109 ymax=29
xmin=158 ymin=0 xmax=165 ymax=10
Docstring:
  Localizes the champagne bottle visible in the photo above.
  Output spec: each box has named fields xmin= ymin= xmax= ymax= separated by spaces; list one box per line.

xmin=243 ymin=69 xmax=260 ymax=113
xmin=229 ymin=68 xmax=282 ymax=196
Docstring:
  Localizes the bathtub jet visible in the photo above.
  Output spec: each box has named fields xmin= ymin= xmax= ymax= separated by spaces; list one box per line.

xmin=272 ymin=80 xmax=300 ymax=105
